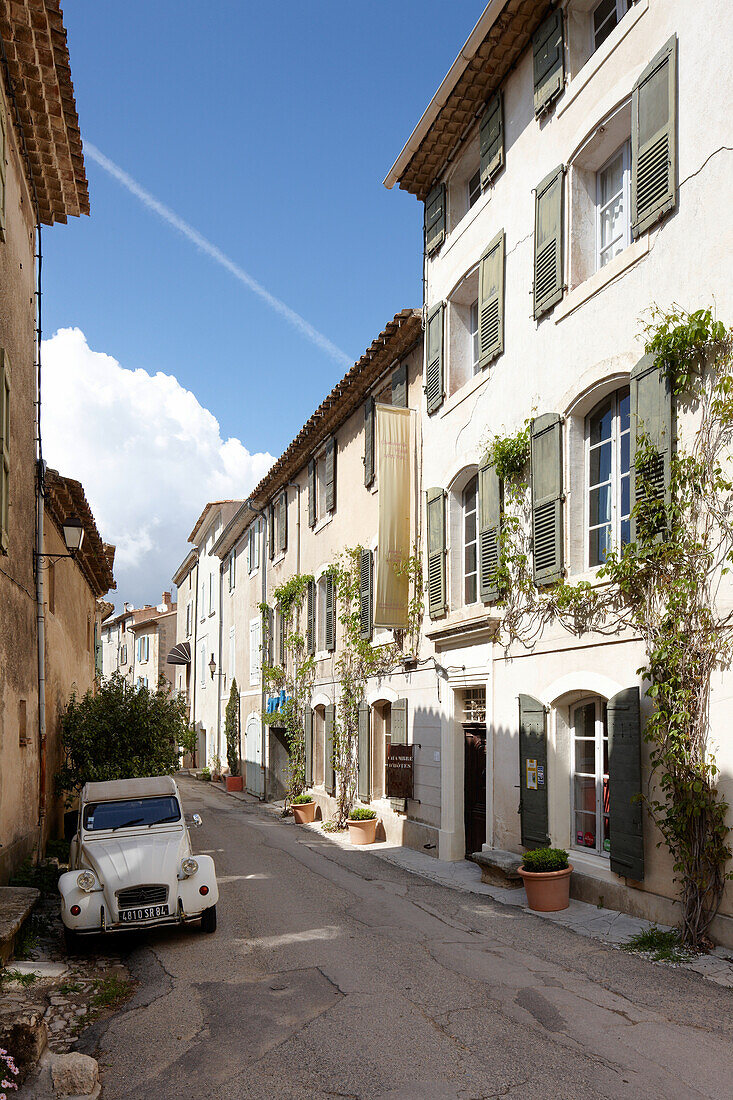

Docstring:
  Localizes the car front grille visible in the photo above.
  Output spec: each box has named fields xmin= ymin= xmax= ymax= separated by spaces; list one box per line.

xmin=117 ymin=885 xmax=168 ymax=909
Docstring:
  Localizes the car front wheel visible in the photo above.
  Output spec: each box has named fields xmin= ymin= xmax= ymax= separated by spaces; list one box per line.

xmin=200 ymin=905 xmax=217 ymax=934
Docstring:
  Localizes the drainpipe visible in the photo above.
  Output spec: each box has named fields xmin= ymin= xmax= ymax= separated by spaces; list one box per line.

xmin=190 ymin=555 xmax=199 ymax=764
xmin=36 ymin=459 xmax=46 ymax=848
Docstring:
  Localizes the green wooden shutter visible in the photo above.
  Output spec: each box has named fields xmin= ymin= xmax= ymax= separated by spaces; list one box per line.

xmin=264 ymin=606 xmax=274 ymax=666
xmin=325 ymin=438 xmax=336 ymax=513
xmin=0 ymin=102 xmax=6 ymax=240
xmin=630 ymin=352 xmax=673 ymax=543
xmin=278 ymin=607 xmax=286 ymax=666
xmin=0 ymin=351 xmax=9 ymax=554
xmin=424 ymin=182 xmax=446 ymax=255
xmin=278 ymin=491 xmax=287 ymax=552
xmin=519 ymin=694 xmax=549 ymax=849
xmin=426 ymin=488 xmax=446 ymax=617
xmin=308 ymin=459 xmax=316 ymax=527
xmin=425 ymin=303 xmax=444 ymax=415
xmin=533 ymin=165 xmax=564 ymax=319
xmin=268 ymin=503 xmax=275 ymax=559
xmin=631 ymin=36 xmax=677 ymax=238
xmin=359 ymin=547 xmax=372 ymax=640
xmin=608 ymin=687 xmax=644 ymax=880
xmin=304 ymin=706 xmax=313 ymax=787
xmin=478 ymin=460 xmax=501 ymax=603
xmin=478 ymin=229 xmax=505 ymax=368
xmin=364 ymin=397 xmax=375 ymax=488
xmin=358 ymin=700 xmax=371 ymax=801
xmin=531 ymin=413 xmax=564 ymax=585
xmin=325 ymin=574 xmax=336 ymax=652
xmin=391 ymin=362 xmax=407 ymax=408
xmin=532 ymin=8 xmax=564 ymax=116
xmin=480 ymin=90 xmax=504 ymax=187
xmin=306 ymin=579 xmax=315 ymax=656
xmin=390 ymin=698 xmax=408 ymax=811
xmin=325 ymin=703 xmax=335 ymax=795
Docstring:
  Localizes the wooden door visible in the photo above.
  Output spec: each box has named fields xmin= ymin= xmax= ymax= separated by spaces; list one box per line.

xmin=464 ymin=725 xmax=487 ymax=857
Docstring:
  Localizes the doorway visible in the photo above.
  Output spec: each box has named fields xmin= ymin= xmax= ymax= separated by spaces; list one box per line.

xmin=463 ymin=724 xmax=487 ymax=857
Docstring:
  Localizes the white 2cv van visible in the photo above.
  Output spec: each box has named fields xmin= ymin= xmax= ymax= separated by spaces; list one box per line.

xmin=59 ymin=776 xmax=218 ymax=940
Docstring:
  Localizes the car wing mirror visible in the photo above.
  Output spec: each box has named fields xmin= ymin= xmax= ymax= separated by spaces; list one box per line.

xmin=187 ymin=813 xmax=203 ymax=828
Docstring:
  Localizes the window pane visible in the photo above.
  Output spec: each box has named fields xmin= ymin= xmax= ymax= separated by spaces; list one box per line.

xmin=575 ymin=739 xmax=596 ymax=774
xmin=589 ymin=524 xmax=612 ymax=566
xmin=465 ymin=575 xmax=477 ymax=605
xmin=621 ymin=473 xmax=630 ymax=519
xmin=620 ymin=431 xmax=630 ymax=474
xmin=593 ymin=0 xmax=618 ymax=50
xmin=464 ymin=511 xmax=476 ymax=544
xmin=575 ymin=812 xmax=597 ymax=848
xmin=575 ymin=703 xmax=595 ymax=738
xmin=618 ymin=387 xmax=630 ymax=432
xmin=620 ymin=518 xmax=630 ymax=546
xmin=599 ymin=151 xmax=624 ymax=207
xmin=465 ymin=542 xmax=477 ymax=576
xmin=589 ymin=484 xmax=611 ymax=526
xmin=468 ymin=169 xmax=481 ymax=208
xmin=589 ymin=401 xmax=613 ymax=446
xmin=589 ymin=441 xmax=612 ymax=486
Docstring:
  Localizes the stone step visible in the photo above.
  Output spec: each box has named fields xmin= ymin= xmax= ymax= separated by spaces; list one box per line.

xmin=0 ymin=886 xmax=40 ymax=966
xmin=471 ymin=849 xmax=524 ymax=888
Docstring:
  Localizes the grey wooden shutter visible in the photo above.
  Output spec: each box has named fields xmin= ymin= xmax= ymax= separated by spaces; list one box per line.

xmin=278 ymin=607 xmax=286 ymax=665
xmin=325 ymin=574 xmax=336 ymax=652
xmin=532 ymin=8 xmax=564 ymax=116
xmin=425 ymin=303 xmax=444 ymax=415
xmin=391 ymin=361 xmax=407 ymax=408
xmin=364 ymin=397 xmax=375 ymax=488
xmin=519 ymin=695 xmax=549 ymax=849
xmin=426 ymin=488 xmax=446 ymax=617
xmin=531 ymin=413 xmax=564 ymax=585
xmin=630 ymin=352 xmax=673 ymax=543
xmin=631 ymin=36 xmax=677 ymax=238
xmin=533 ymin=165 xmax=564 ymax=319
xmin=478 ymin=230 xmax=505 ymax=368
xmin=359 ymin=547 xmax=372 ymax=640
xmin=325 ymin=703 xmax=335 ymax=795
xmin=390 ymin=698 xmax=408 ymax=811
xmin=480 ymin=90 xmax=504 ymax=187
xmin=265 ymin=606 xmax=274 ymax=666
xmin=325 ymin=438 xmax=336 ymax=513
xmin=268 ymin=503 xmax=275 ymax=559
xmin=0 ymin=103 xmax=6 ymax=240
xmin=278 ymin=492 xmax=287 ymax=552
xmin=304 ymin=706 xmax=313 ymax=787
xmin=478 ymin=460 xmax=501 ymax=603
xmin=424 ymin=182 xmax=446 ymax=255
xmin=608 ymin=687 xmax=644 ymax=880
xmin=308 ymin=459 xmax=316 ymax=527
xmin=0 ymin=351 xmax=9 ymax=553
xmin=358 ymin=700 xmax=371 ymax=801
xmin=306 ymin=579 xmax=316 ymax=656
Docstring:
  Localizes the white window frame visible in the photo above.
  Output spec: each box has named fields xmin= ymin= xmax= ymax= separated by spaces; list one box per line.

xmin=209 ymin=572 xmax=216 ymax=616
xmin=248 ymin=521 xmax=260 ymax=575
xmin=137 ymin=635 xmax=149 ymax=664
xmin=591 ymin=0 xmax=631 ymax=54
xmin=200 ymin=582 xmax=206 ymax=622
xmin=186 ymin=602 xmax=192 ymax=637
xmin=249 ymin=617 xmax=261 ymax=687
xmin=570 ymin=697 xmax=609 ymax=858
xmin=199 ymin=640 xmax=207 ymax=689
xmin=469 ymin=300 xmax=480 ymax=376
xmin=463 ymin=474 xmax=478 ymax=606
xmin=584 ymin=387 xmax=631 ymax=569
xmin=467 ymin=168 xmax=481 ymax=210
xmin=229 ymin=550 xmax=236 ymax=591
xmin=595 ymin=140 xmax=631 ymax=271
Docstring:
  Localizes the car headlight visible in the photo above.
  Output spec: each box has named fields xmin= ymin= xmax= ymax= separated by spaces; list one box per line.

xmin=181 ymin=858 xmax=199 ymax=877
xmin=76 ymin=870 xmax=97 ymax=892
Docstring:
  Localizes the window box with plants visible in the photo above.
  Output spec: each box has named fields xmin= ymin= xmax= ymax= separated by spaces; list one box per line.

xmin=518 ymin=847 xmax=573 ymax=912
xmin=347 ymin=806 xmax=378 ymax=846
xmin=291 ymin=793 xmax=316 ymax=825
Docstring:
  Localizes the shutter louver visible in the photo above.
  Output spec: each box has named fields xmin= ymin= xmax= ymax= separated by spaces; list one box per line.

xmin=532 ymin=9 xmax=564 ymax=116
xmin=266 ymin=606 xmax=274 ymax=666
xmin=358 ymin=701 xmax=371 ymax=801
xmin=0 ymin=351 xmax=9 ymax=554
xmin=278 ymin=492 xmax=287 ymax=552
xmin=478 ymin=460 xmax=501 ymax=603
xmin=390 ymin=698 xmax=408 ymax=811
xmin=268 ymin=504 xmax=275 ymax=559
xmin=519 ymin=695 xmax=549 ymax=849
xmin=425 ymin=304 xmax=444 ymax=415
xmin=364 ymin=397 xmax=375 ymax=487
xmin=278 ymin=607 xmax=286 ymax=666
xmin=426 ymin=488 xmax=446 ymax=618
xmin=533 ymin=166 xmax=564 ymax=319
xmin=480 ymin=90 xmax=504 ymax=187
xmin=608 ymin=687 xmax=644 ymax=880
xmin=478 ymin=230 xmax=505 ymax=368
xmin=306 ymin=579 xmax=316 ymax=656
xmin=359 ymin=547 xmax=372 ymax=640
xmin=308 ymin=460 xmax=316 ymax=527
xmin=325 ymin=703 xmax=335 ymax=795
xmin=424 ymin=182 xmax=446 ymax=255
xmin=631 ymin=36 xmax=677 ymax=238
xmin=325 ymin=573 xmax=336 ymax=652
xmin=630 ymin=352 xmax=673 ymax=543
xmin=391 ymin=362 xmax=407 ymax=408
xmin=531 ymin=413 xmax=564 ymax=585
xmin=325 ymin=438 xmax=336 ymax=513
xmin=304 ymin=706 xmax=313 ymax=787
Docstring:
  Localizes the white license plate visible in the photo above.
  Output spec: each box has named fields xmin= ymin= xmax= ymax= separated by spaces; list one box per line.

xmin=119 ymin=904 xmax=169 ymax=923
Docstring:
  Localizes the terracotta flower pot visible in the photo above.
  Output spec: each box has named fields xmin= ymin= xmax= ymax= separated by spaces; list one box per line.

xmin=292 ymin=800 xmax=316 ymax=824
xmin=347 ymin=817 xmax=378 ymax=845
xmin=518 ymin=864 xmax=573 ymax=912
xmin=226 ymin=775 xmax=243 ymax=792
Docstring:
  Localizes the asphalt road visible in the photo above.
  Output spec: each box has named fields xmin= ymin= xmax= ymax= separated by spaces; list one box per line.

xmin=80 ymin=777 xmax=733 ymax=1100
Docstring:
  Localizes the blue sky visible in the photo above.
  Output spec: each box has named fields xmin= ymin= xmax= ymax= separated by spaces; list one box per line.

xmin=41 ymin=1 xmax=486 ymax=604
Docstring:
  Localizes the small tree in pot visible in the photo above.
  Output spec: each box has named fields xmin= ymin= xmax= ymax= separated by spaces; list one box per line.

xmin=291 ymin=793 xmax=316 ymax=824
xmin=347 ymin=805 xmax=378 ymax=846
xmin=225 ymin=680 xmax=243 ymax=791
xmin=518 ymin=848 xmax=572 ymax=912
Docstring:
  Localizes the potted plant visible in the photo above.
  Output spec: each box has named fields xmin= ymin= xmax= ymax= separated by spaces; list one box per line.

xmin=210 ymin=753 xmax=223 ymax=783
xmin=346 ymin=806 xmax=378 ymax=846
xmin=291 ymin=793 xmax=316 ymax=824
xmin=225 ymin=681 xmax=243 ymax=791
xmin=200 ymin=767 xmax=211 ymax=782
xmin=518 ymin=847 xmax=572 ymax=912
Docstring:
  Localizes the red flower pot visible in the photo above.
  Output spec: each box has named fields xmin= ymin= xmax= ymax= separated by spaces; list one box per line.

xmin=226 ymin=775 xmax=243 ymax=792
xmin=518 ymin=864 xmax=573 ymax=912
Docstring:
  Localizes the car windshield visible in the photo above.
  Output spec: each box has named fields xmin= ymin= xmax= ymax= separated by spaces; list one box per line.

xmin=83 ymin=796 xmax=181 ymax=832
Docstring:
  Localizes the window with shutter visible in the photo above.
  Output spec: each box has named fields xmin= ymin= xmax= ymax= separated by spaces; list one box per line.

xmin=325 ymin=438 xmax=336 ymax=513
xmin=325 ymin=703 xmax=335 ymax=795
xmin=364 ymin=398 xmax=375 ymax=488
xmin=426 ymin=488 xmax=446 ymax=617
xmin=268 ymin=504 xmax=275 ymax=559
xmin=519 ymin=694 xmax=549 ymax=849
xmin=391 ymin=362 xmax=407 ymax=409
xmin=389 ymin=699 xmax=408 ymax=811
xmin=307 ymin=579 xmax=316 ymax=656
xmin=424 ymin=182 xmax=446 ymax=255
xmin=308 ymin=459 xmax=316 ymax=527
xmin=531 ymin=414 xmax=564 ymax=585
xmin=630 ymin=353 xmax=673 ymax=543
xmin=608 ymin=686 xmax=644 ymax=879
xmin=425 ymin=304 xmax=444 ymax=415
xmin=304 ymin=706 xmax=313 ymax=786
xmin=359 ymin=547 xmax=372 ymax=640
xmin=478 ymin=461 xmax=502 ymax=603
xmin=249 ymin=618 xmax=261 ymax=686
xmin=0 ymin=350 xmax=9 ymax=553
xmin=478 ymin=230 xmax=505 ymax=368
xmin=358 ymin=701 xmax=371 ymax=801
xmin=631 ymin=36 xmax=677 ymax=238
xmin=277 ymin=491 xmax=287 ymax=553
xmin=278 ymin=607 xmax=286 ymax=666
xmin=480 ymin=90 xmax=504 ymax=187
xmin=325 ymin=573 xmax=336 ymax=652
xmin=532 ymin=9 xmax=564 ymax=116
xmin=533 ymin=166 xmax=565 ymax=319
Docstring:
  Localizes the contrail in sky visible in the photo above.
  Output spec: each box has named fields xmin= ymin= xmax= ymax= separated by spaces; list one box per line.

xmin=84 ymin=143 xmax=353 ymax=369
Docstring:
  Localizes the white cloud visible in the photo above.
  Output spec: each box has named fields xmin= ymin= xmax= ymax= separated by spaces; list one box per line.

xmin=41 ymin=328 xmax=274 ymax=607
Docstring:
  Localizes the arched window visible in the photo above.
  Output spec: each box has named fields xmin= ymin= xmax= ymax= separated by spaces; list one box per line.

xmin=463 ymin=474 xmax=478 ymax=604
xmin=586 ymin=387 xmax=630 ymax=566
xmin=571 ymin=697 xmax=609 ymax=857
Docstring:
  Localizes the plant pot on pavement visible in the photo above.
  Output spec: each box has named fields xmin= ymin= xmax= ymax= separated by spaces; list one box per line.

xmin=347 ymin=808 xmax=378 ymax=845
xmin=518 ymin=847 xmax=572 ymax=912
xmin=226 ymin=775 xmax=243 ymax=792
xmin=291 ymin=796 xmax=316 ymax=824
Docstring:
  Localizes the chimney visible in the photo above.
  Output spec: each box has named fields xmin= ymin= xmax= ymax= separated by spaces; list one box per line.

xmin=162 ymin=591 xmax=172 ymax=609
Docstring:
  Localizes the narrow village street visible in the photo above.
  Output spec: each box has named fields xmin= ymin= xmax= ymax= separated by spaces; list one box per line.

xmin=74 ymin=778 xmax=733 ymax=1100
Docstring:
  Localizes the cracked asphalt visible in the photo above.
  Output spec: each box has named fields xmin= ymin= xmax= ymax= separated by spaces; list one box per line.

xmin=78 ymin=778 xmax=733 ymax=1099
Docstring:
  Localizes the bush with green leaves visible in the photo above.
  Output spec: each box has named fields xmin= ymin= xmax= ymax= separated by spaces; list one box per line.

xmin=348 ymin=806 xmax=377 ymax=821
xmin=291 ymin=793 xmax=314 ymax=805
xmin=225 ymin=679 xmax=240 ymax=776
xmin=521 ymin=847 xmax=569 ymax=873
xmin=200 ymin=767 xmax=211 ymax=781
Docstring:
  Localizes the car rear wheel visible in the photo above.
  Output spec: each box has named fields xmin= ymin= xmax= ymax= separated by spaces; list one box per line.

xmin=200 ymin=905 xmax=217 ymax=934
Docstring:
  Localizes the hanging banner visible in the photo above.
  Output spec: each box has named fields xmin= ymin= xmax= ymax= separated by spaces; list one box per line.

xmin=374 ymin=404 xmax=412 ymax=629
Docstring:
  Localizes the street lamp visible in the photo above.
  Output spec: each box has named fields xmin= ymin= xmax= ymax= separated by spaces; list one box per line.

xmin=61 ymin=514 xmax=84 ymax=556
xmin=209 ymin=653 xmax=217 ymax=680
